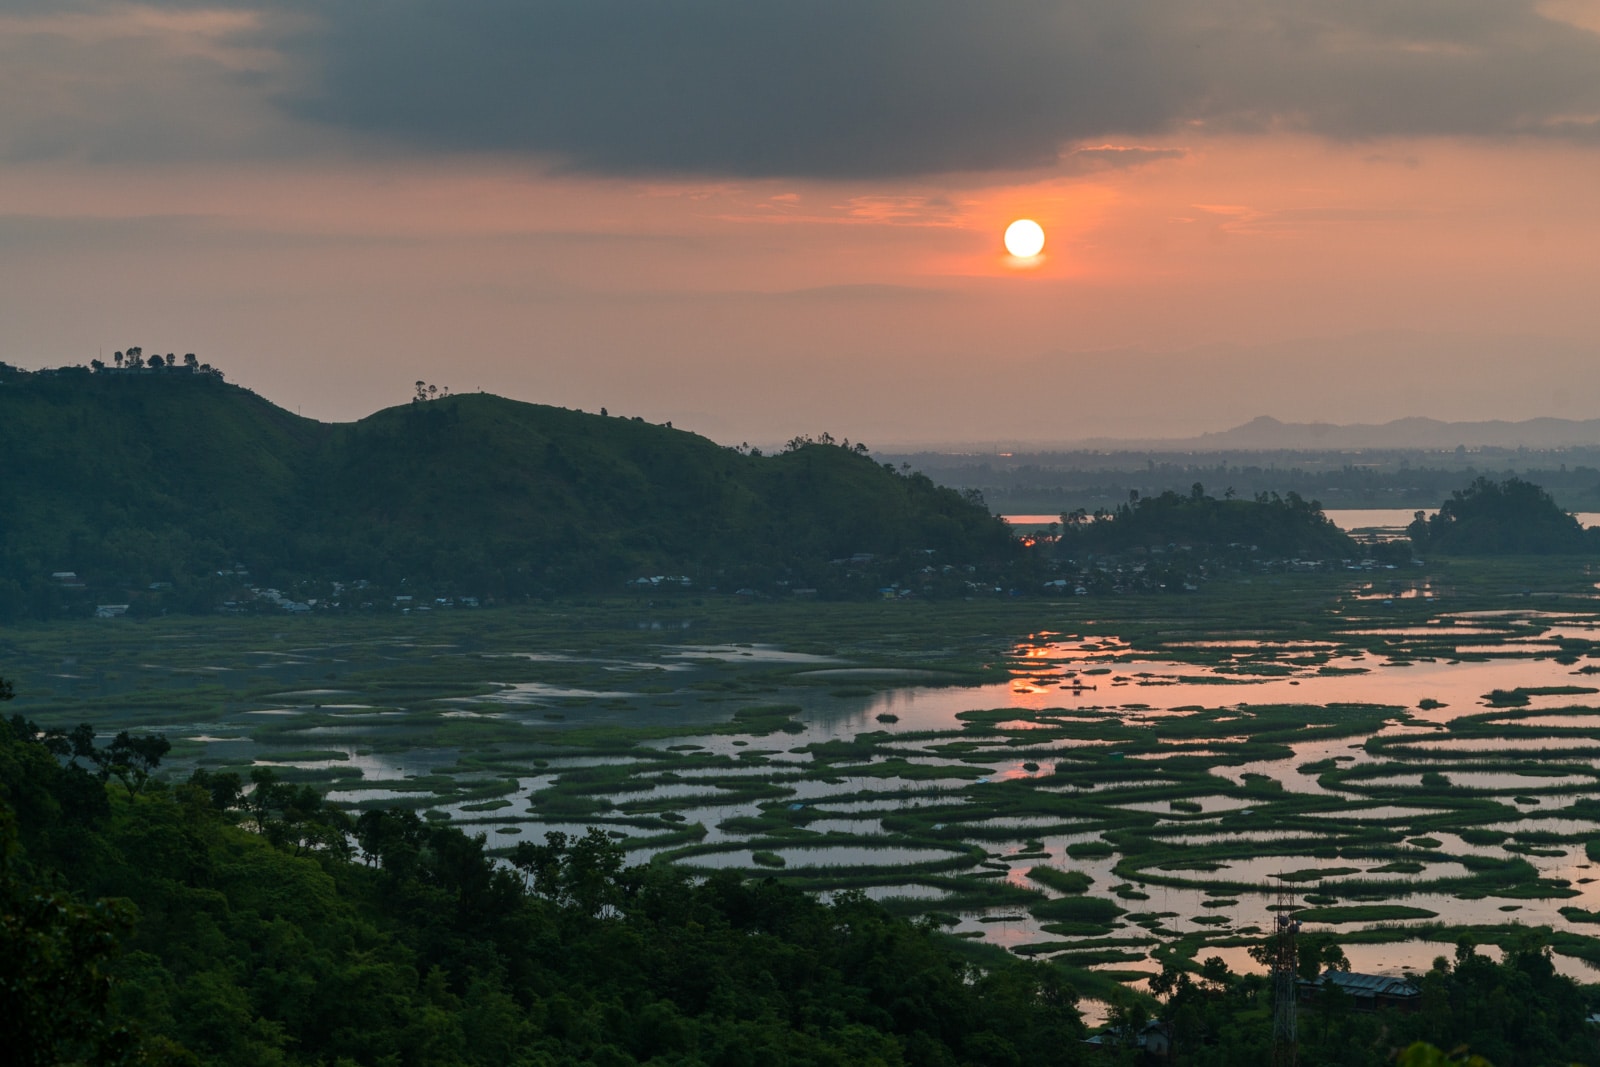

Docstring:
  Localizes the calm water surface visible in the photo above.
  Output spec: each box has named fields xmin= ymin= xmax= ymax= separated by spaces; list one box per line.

xmin=1003 ymin=510 xmax=1600 ymax=532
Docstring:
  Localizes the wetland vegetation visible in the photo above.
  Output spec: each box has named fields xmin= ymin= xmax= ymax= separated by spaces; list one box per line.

xmin=9 ymin=553 xmax=1600 ymax=1060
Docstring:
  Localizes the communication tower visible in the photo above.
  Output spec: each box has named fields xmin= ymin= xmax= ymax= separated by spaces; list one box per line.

xmin=1269 ymin=888 xmax=1301 ymax=1067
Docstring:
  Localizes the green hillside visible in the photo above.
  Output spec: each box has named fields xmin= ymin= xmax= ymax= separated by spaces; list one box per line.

xmin=0 ymin=365 xmax=323 ymax=614
xmin=0 ymin=364 xmax=1012 ymax=617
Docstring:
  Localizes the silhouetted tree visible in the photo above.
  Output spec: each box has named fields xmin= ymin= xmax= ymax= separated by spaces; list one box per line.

xmin=187 ymin=768 xmax=243 ymax=811
xmin=1413 ymin=477 xmax=1589 ymax=554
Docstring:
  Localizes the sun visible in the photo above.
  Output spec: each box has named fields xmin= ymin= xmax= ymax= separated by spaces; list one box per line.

xmin=1004 ymin=218 xmax=1045 ymax=258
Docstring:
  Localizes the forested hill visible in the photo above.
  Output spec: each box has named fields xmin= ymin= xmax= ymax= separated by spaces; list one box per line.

xmin=0 ymin=365 xmax=1012 ymax=617
xmin=1056 ymin=485 xmax=1356 ymax=560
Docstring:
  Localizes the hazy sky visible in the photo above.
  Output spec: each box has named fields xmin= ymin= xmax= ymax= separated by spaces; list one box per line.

xmin=3 ymin=1 xmax=1599 ymax=445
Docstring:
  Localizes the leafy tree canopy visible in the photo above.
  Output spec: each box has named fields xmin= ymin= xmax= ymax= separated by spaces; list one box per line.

xmin=1409 ymin=476 xmax=1593 ymax=555
xmin=1058 ymin=483 xmax=1355 ymax=560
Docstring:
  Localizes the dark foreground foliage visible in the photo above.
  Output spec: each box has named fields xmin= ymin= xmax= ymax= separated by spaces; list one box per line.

xmin=1 ymin=706 xmax=1084 ymax=1065
xmin=1141 ymin=934 xmax=1598 ymax=1067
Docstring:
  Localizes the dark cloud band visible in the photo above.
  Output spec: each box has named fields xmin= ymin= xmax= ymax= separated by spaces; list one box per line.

xmin=291 ymin=1 xmax=1190 ymax=177
xmin=10 ymin=0 xmax=1597 ymax=175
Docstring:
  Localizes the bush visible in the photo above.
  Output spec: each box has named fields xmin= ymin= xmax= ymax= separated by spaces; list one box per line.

xmin=1029 ymin=895 xmax=1125 ymax=924
xmin=1026 ymin=867 xmax=1092 ymax=894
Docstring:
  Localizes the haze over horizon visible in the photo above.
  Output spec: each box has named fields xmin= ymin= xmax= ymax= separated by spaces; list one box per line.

xmin=4 ymin=2 xmax=1599 ymax=445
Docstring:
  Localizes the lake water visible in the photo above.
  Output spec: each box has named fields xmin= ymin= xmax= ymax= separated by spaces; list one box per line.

xmin=1004 ymin=510 xmax=1600 ymax=532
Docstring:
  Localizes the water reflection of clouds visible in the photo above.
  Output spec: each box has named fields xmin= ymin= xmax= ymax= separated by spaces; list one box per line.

xmin=683 ymin=844 xmax=967 ymax=870
xmin=667 ymin=644 xmax=839 ymax=665
xmin=848 ymin=650 xmax=1600 ymax=733
xmin=1398 ymin=735 xmax=1600 ymax=753
xmin=1345 ymin=770 xmax=1596 ymax=791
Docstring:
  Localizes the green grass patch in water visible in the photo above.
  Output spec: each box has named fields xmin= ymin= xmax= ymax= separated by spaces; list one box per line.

xmin=1026 ymin=867 xmax=1092 ymax=894
xmin=1295 ymin=904 xmax=1438 ymax=923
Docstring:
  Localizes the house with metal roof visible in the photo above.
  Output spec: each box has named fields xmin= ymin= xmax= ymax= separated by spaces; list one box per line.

xmin=1299 ymin=970 xmax=1422 ymax=1012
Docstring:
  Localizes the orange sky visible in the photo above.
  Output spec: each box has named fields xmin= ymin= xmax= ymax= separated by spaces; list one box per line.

xmin=3 ymin=3 xmax=1599 ymax=445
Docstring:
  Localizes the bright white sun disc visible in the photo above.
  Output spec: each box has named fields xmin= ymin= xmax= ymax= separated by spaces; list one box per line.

xmin=1004 ymin=219 xmax=1045 ymax=258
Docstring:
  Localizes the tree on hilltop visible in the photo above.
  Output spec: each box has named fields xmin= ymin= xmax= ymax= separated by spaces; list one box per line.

xmin=1057 ymin=483 xmax=1353 ymax=559
xmin=1409 ymin=476 xmax=1591 ymax=554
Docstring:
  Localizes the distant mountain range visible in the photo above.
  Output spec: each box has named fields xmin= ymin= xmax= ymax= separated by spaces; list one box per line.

xmin=1070 ymin=415 xmax=1600 ymax=452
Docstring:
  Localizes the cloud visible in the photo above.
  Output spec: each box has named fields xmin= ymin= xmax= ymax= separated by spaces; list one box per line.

xmin=1190 ymin=0 xmax=1600 ymax=142
xmin=286 ymin=0 xmax=1600 ymax=178
xmin=6 ymin=1 xmax=1600 ymax=176
xmin=1065 ymin=145 xmax=1190 ymax=171
xmin=0 ymin=2 xmax=310 ymax=162
xmin=288 ymin=1 xmax=1189 ymax=178
xmin=763 ymin=283 xmax=947 ymax=301
xmin=0 ymin=212 xmax=210 ymax=248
